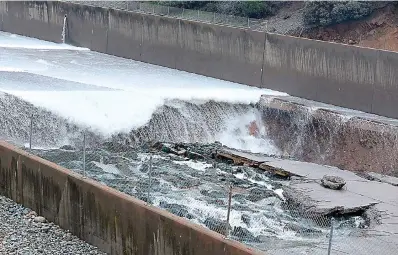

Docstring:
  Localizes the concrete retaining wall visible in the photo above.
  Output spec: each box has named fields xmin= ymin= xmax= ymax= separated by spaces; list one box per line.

xmin=1 ymin=1 xmax=398 ymax=118
xmin=0 ymin=141 xmax=261 ymax=255
xmin=260 ymin=95 xmax=398 ymax=176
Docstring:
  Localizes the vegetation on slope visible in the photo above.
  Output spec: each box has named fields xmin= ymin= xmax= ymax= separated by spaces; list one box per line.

xmin=155 ymin=1 xmax=390 ymax=27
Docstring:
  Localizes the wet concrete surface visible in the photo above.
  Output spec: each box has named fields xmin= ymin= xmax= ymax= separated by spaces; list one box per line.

xmin=262 ymin=95 xmax=398 ymax=127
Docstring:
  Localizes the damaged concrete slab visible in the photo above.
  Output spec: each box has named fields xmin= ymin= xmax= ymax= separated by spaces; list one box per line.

xmin=216 ymin=148 xmax=274 ymax=167
xmin=365 ymin=172 xmax=398 ymax=186
xmin=218 ymin=147 xmax=398 ymax=253
xmin=218 ymin=148 xmax=398 ymax=225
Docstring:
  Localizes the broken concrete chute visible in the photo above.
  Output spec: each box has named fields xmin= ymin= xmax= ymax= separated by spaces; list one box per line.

xmin=213 ymin=148 xmax=398 ymax=222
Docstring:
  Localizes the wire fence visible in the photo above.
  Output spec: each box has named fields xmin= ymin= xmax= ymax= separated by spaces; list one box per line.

xmin=70 ymin=1 xmax=268 ymax=32
xmin=1 ymin=110 xmax=391 ymax=255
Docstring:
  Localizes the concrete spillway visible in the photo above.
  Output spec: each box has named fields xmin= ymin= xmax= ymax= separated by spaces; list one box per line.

xmin=2 ymin=20 xmax=398 ymax=255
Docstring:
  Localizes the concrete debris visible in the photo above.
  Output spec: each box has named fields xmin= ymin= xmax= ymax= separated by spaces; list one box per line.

xmin=321 ymin=175 xmax=346 ymax=190
xmin=364 ymin=172 xmax=398 ymax=186
xmin=153 ymin=142 xmax=204 ymax=160
xmin=215 ymin=148 xmax=273 ymax=167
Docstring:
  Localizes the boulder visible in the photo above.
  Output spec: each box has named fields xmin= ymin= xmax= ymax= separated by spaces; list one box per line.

xmin=247 ymin=187 xmax=275 ymax=202
xmin=321 ymin=175 xmax=346 ymax=190
xmin=241 ymin=214 xmax=251 ymax=226
xmin=284 ymin=222 xmax=322 ymax=236
xmin=159 ymin=201 xmax=194 ymax=219
xmin=204 ymin=218 xmax=231 ymax=235
xmin=60 ymin=145 xmax=75 ymax=151
xmin=231 ymin=226 xmax=258 ymax=242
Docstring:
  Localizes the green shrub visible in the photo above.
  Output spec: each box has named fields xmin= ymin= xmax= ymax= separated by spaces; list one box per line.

xmin=155 ymin=1 xmax=282 ymax=19
xmin=303 ymin=1 xmax=373 ymax=27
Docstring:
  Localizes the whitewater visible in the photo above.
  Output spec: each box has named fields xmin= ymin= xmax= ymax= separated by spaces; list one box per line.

xmin=0 ymin=31 xmax=287 ymax=153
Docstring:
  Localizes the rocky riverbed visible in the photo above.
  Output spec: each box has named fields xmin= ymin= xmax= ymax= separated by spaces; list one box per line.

xmin=0 ymin=195 xmax=105 ymax=255
xmin=30 ymin=142 xmax=370 ymax=253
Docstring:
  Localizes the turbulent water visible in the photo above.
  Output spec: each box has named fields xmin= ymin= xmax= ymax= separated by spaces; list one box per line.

xmin=0 ymin=32 xmax=367 ymax=254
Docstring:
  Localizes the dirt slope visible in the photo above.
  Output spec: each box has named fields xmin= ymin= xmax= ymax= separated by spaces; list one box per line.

xmin=297 ymin=4 xmax=398 ymax=52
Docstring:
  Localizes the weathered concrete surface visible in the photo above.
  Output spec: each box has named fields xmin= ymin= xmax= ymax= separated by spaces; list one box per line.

xmin=259 ymin=95 xmax=398 ymax=176
xmin=3 ymin=1 xmax=398 ymax=119
xmin=0 ymin=141 xmax=262 ymax=255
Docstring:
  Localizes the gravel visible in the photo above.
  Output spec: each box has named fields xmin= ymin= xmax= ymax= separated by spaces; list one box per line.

xmin=0 ymin=195 xmax=105 ymax=255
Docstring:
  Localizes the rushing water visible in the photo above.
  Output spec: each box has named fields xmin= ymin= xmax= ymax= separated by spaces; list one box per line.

xmin=0 ymin=31 xmax=368 ymax=254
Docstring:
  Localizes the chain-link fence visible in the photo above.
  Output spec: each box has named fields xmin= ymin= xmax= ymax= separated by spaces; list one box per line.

xmin=69 ymin=1 xmax=268 ymax=32
xmin=3 ymin=108 xmax=392 ymax=255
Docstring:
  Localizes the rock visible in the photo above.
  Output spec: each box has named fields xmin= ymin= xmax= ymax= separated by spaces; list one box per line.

xmin=60 ymin=145 xmax=75 ymax=151
xmin=200 ymin=190 xmax=225 ymax=199
xmin=159 ymin=202 xmax=194 ymax=219
xmin=204 ymin=217 xmax=230 ymax=235
xmin=241 ymin=214 xmax=251 ymax=226
xmin=232 ymin=194 xmax=247 ymax=204
xmin=283 ymin=14 xmax=290 ymax=20
xmin=186 ymin=151 xmax=204 ymax=160
xmin=102 ymin=142 xmax=132 ymax=152
xmin=321 ymin=175 xmax=346 ymax=190
xmin=123 ymin=151 xmax=138 ymax=160
xmin=26 ymin=211 xmax=37 ymax=218
xmin=34 ymin=216 xmax=47 ymax=223
xmin=284 ymin=222 xmax=322 ymax=236
xmin=246 ymin=187 xmax=275 ymax=202
xmin=348 ymin=39 xmax=356 ymax=45
xmin=231 ymin=226 xmax=258 ymax=242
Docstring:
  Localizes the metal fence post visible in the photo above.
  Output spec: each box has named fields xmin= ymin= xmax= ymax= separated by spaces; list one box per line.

xmin=147 ymin=155 xmax=153 ymax=204
xmin=247 ymin=17 xmax=250 ymax=28
xmin=197 ymin=9 xmax=200 ymax=20
xmin=225 ymin=184 xmax=232 ymax=237
xmin=83 ymin=131 xmax=86 ymax=178
xmin=167 ymin=6 xmax=170 ymax=16
xmin=213 ymin=12 xmax=216 ymax=23
xmin=327 ymin=218 xmax=335 ymax=255
xmin=29 ymin=114 xmax=33 ymax=150
xmin=182 ymin=8 xmax=184 ymax=18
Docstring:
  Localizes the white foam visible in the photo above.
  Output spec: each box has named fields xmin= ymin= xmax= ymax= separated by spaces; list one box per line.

xmin=274 ymin=188 xmax=285 ymax=201
xmin=217 ymin=110 xmax=281 ymax=155
xmin=0 ymin=31 xmax=89 ymax=50
xmin=173 ymin=160 xmax=213 ymax=171
xmin=0 ymin=67 xmax=24 ymax=72
xmin=234 ymin=173 xmax=274 ymax=190
xmin=93 ymin=162 xmax=121 ymax=175
xmin=0 ymin=32 xmax=288 ymax=152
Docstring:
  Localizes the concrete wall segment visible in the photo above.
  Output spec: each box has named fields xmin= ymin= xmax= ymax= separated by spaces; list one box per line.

xmin=0 ymin=141 xmax=262 ymax=255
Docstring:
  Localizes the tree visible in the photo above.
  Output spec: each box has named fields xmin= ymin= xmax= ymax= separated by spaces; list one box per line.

xmin=303 ymin=1 xmax=373 ymax=27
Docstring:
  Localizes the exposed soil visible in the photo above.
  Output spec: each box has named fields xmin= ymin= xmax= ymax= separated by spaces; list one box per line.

xmin=297 ymin=4 xmax=398 ymax=52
